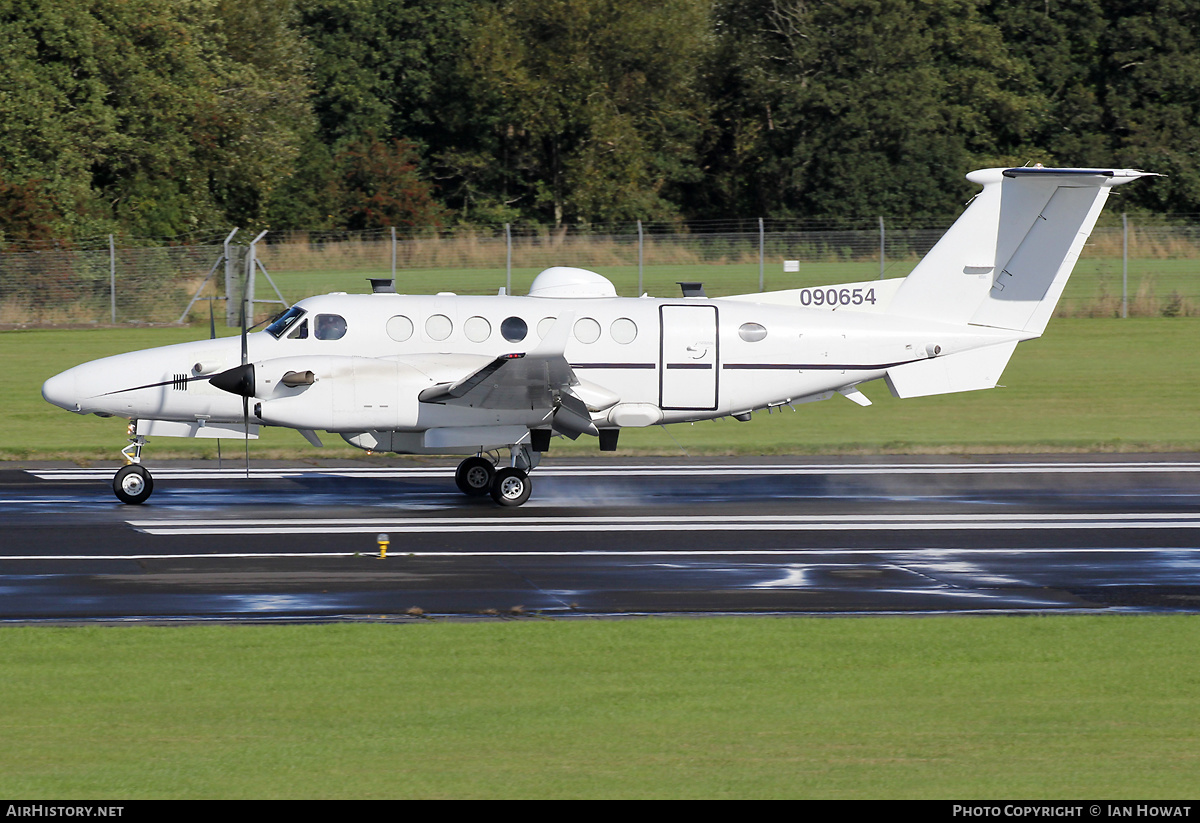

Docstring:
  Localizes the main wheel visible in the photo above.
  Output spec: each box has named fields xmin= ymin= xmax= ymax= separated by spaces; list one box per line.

xmin=113 ymin=464 xmax=154 ymax=505
xmin=490 ymin=467 xmax=532 ymax=507
xmin=455 ymin=456 xmax=495 ymax=497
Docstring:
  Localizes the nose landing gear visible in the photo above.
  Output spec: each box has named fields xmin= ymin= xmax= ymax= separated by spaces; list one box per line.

xmin=113 ymin=430 xmax=154 ymax=504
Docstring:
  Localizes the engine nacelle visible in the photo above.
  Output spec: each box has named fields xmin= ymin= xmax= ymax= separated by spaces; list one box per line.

xmin=254 ymin=355 xmax=425 ymax=431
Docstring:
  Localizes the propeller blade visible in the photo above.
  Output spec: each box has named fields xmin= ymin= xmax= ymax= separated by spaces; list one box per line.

xmin=240 ymin=297 xmax=248 ymax=366
xmin=243 ymin=394 xmax=250 ymax=480
xmin=240 ymin=252 xmax=251 ymax=478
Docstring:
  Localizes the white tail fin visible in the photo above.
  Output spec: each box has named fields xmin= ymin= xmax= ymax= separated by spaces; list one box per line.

xmin=888 ymin=167 xmax=1155 ymax=336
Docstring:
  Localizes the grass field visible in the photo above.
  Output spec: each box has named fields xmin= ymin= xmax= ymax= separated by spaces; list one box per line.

xmin=5 ymin=317 xmax=1199 ymax=461
xmin=2 ymin=616 xmax=1198 ymax=799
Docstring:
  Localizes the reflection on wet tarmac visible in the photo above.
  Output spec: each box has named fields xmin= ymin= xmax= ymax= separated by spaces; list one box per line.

xmin=4 ymin=458 xmax=1200 ymax=621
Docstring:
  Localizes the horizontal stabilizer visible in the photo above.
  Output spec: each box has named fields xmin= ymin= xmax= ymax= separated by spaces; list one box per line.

xmin=884 ymin=341 xmax=1018 ymax=399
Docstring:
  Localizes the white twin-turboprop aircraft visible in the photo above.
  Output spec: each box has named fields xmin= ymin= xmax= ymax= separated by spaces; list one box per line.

xmin=42 ymin=167 xmax=1152 ymax=506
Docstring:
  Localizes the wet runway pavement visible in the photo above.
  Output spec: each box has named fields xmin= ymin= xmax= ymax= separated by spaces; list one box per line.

xmin=3 ymin=455 xmax=1200 ymax=622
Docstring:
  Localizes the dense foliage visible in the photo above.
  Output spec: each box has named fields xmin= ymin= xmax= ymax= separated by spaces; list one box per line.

xmin=1 ymin=0 xmax=1197 ymax=239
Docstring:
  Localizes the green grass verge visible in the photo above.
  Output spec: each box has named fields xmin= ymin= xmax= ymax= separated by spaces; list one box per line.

xmin=2 ymin=616 xmax=1198 ymax=799
xmin=5 ymin=317 xmax=1198 ymax=461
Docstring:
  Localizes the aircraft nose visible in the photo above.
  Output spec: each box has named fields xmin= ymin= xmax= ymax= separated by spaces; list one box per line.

xmin=42 ymin=369 xmax=82 ymax=412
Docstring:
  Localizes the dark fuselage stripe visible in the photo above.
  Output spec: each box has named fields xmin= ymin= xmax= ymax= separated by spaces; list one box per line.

xmin=102 ymin=375 xmax=210 ymax=396
xmin=570 ymin=363 xmax=656 ymax=369
xmin=723 ymin=360 xmax=917 ymax=371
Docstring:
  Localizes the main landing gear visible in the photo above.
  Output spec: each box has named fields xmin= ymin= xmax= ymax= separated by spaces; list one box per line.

xmin=113 ymin=432 xmax=154 ymax=504
xmin=454 ymin=445 xmax=538 ymax=507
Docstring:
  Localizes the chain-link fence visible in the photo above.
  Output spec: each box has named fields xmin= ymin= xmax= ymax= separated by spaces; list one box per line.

xmin=2 ymin=217 xmax=1198 ymax=328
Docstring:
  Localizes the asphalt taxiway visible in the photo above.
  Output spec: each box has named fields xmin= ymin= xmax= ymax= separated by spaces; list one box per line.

xmin=3 ymin=455 xmax=1200 ymax=622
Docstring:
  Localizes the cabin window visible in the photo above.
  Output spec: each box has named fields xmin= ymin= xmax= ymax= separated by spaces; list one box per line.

xmin=267 ymin=306 xmax=305 ymax=339
xmin=738 ymin=322 xmax=767 ymax=342
xmin=315 ymin=314 xmax=348 ymax=340
xmin=386 ymin=315 xmax=414 ymax=342
xmin=573 ymin=317 xmax=601 ymax=344
xmin=501 ymin=316 xmax=528 ymax=342
xmin=537 ymin=317 xmax=556 ymax=338
xmin=426 ymin=314 xmax=453 ymax=341
xmin=610 ymin=317 xmax=637 ymax=344
xmin=465 ymin=316 xmax=492 ymax=343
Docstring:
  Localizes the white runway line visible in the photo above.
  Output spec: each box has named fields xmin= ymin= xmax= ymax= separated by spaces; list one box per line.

xmin=6 ymin=546 xmax=1200 ymax=562
xmin=124 ymin=512 xmax=1200 ymax=536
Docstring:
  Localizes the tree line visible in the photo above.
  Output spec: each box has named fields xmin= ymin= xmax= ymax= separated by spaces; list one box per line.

xmin=2 ymin=0 xmax=1197 ymax=242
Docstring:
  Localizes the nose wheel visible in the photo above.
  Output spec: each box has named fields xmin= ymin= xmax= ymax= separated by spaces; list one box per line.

xmin=113 ymin=464 xmax=154 ymax=505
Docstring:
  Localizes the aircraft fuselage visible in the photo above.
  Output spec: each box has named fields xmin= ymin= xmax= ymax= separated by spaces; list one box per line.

xmin=43 ymin=288 xmax=1020 ymax=446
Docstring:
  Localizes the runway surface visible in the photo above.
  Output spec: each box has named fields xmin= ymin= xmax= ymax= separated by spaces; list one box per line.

xmin=3 ymin=455 xmax=1200 ymax=622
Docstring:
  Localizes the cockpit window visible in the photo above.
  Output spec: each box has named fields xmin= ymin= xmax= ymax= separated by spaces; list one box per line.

xmin=315 ymin=313 xmax=347 ymax=340
xmin=267 ymin=306 xmax=306 ymax=339
xmin=287 ymin=319 xmax=308 ymax=339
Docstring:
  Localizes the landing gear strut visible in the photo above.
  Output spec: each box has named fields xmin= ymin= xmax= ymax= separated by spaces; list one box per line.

xmin=113 ymin=428 xmax=154 ymax=504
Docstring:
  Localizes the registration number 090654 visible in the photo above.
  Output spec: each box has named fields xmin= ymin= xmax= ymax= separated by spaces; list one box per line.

xmin=798 ymin=287 xmax=877 ymax=307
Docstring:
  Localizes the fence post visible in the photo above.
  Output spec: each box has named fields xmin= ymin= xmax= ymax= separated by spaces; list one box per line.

xmin=391 ymin=226 xmax=397 ymax=285
xmin=246 ymin=230 xmax=268 ymax=324
xmin=505 ymin=223 xmax=512 ymax=294
xmin=637 ymin=220 xmax=644 ymax=296
xmin=1122 ymin=212 xmax=1128 ymax=319
xmin=758 ymin=217 xmax=764 ymax=292
xmin=879 ymin=216 xmax=885 ymax=280
xmin=109 ymin=235 xmax=116 ymax=324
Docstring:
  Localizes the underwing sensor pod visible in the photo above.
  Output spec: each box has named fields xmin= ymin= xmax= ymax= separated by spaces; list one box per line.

xmin=42 ymin=167 xmax=1154 ymax=507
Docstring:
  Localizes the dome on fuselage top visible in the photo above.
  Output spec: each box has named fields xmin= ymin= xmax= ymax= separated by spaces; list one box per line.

xmin=528 ymin=267 xmax=618 ymax=298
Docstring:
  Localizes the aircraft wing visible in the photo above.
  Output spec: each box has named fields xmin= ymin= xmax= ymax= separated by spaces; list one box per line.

xmin=417 ymin=313 xmax=598 ymax=437
xmin=416 ymin=351 xmax=574 ymax=408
